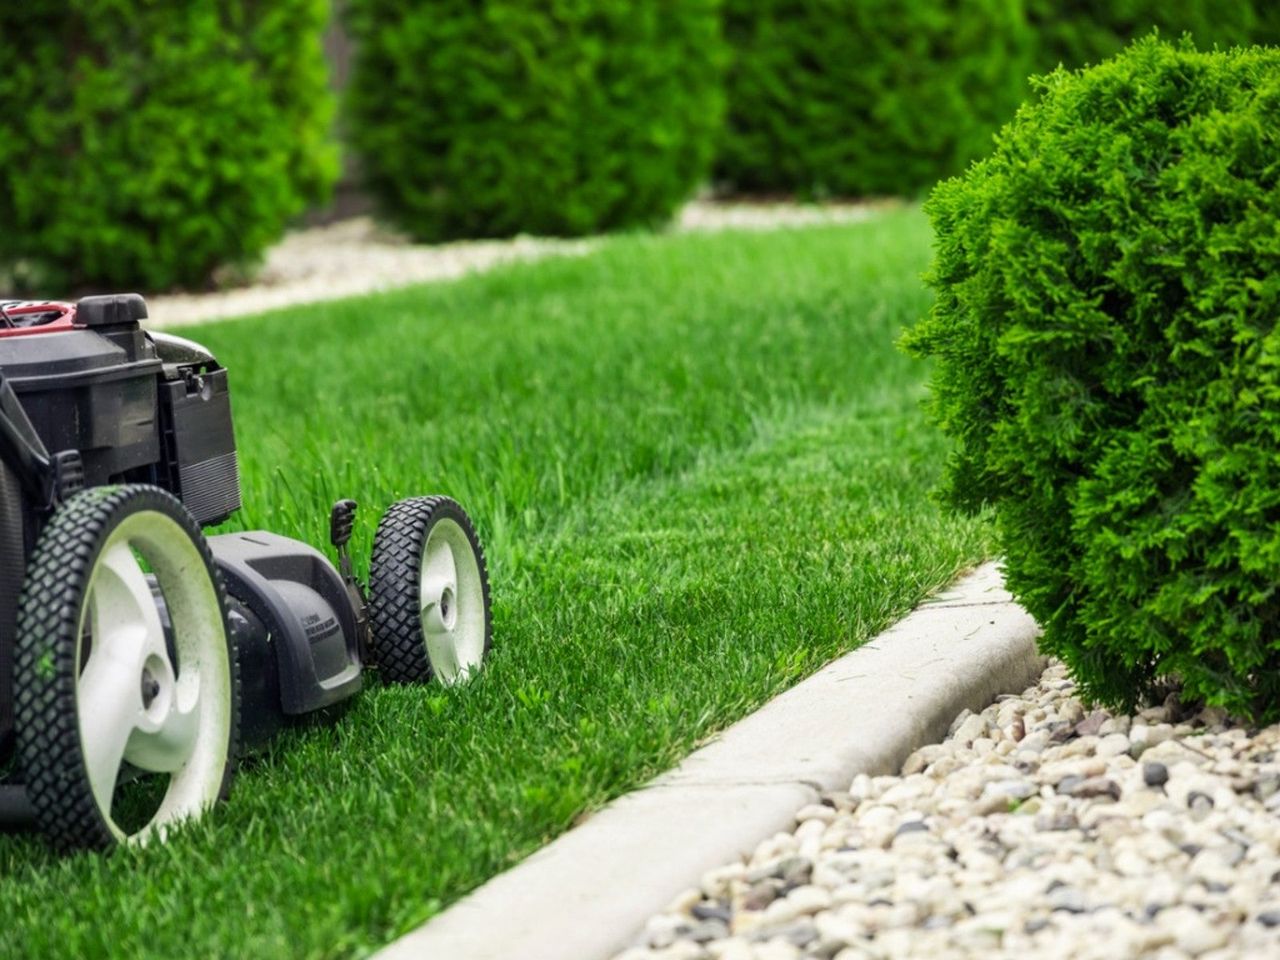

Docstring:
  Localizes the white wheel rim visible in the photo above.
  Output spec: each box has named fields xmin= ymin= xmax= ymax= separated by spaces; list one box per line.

xmin=419 ymin=518 xmax=485 ymax=684
xmin=75 ymin=511 xmax=231 ymax=844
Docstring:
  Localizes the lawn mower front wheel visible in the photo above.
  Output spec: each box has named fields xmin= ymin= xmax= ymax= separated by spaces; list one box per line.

xmin=368 ymin=496 xmax=491 ymax=685
xmin=14 ymin=485 xmax=238 ymax=850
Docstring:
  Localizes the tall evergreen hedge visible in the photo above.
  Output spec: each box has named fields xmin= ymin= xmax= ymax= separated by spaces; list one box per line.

xmin=0 ymin=1 xmax=337 ymax=293
xmin=905 ymin=38 xmax=1280 ymax=721
xmin=1259 ymin=7 xmax=1280 ymax=47
xmin=1028 ymin=0 xmax=1256 ymax=71
xmin=715 ymin=0 xmax=1033 ymax=198
xmin=345 ymin=1 xmax=726 ymax=242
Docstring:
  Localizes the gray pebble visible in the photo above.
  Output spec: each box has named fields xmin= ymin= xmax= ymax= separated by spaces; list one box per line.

xmin=1049 ymin=724 xmax=1076 ymax=744
xmin=741 ymin=881 xmax=779 ymax=911
xmin=1047 ymin=886 xmax=1088 ymax=914
xmin=776 ymin=921 xmax=819 ymax=947
xmin=1074 ymin=711 xmax=1108 ymax=737
xmin=1055 ymin=774 xmax=1085 ymax=794
xmin=779 ymin=857 xmax=813 ymax=885
xmin=1257 ymin=910 xmax=1280 ymax=928
xmin=1220 ymin=828 xmax=1252 ymax=849
xmin=1143 ymin=761 xmax=1170 ymax=787
xmin=1060 ymin=777 xmax=1121 ymax=801
xmin=691 ymin=903 xmax=732 ymax=923
xmin=685 ymin=920 xmax=729 ymax=944
xmin=1037 ymin=812 xmax=1080 ymax=832
xmin=807 ymin=939 xmax=844 ymax=960
xmin=1255 ymin=775 xmax=1280 ymax=801
xmin=1187 ymin=791 xmax=1214 ymax=818
xmin=747 ymin=855 xmax=811 ymax=886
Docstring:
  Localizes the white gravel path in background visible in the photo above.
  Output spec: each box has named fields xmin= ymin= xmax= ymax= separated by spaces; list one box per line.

xmin=615 ymin=663 xmax=1280 ymax=960
xmin=148 ymin=200 xmax=881 ymax=328
xmin=672 ymin=200 xmax=885 ymax=233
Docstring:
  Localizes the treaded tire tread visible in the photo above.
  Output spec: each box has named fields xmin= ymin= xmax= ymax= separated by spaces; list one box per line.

xmin=13 ymin=484 xmax=239 ymax=851
xmin=368 ymin=496 xmax=492 ymax=683
xmin=0 ymin=459 xmax=25 ymax=753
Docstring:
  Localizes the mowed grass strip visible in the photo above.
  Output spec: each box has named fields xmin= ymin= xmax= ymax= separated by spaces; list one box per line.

xmin=0 ymin=210 xmax=990 ymax=958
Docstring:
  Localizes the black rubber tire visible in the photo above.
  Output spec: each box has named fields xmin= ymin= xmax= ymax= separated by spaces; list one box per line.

xmin=13 ymin=485 xmax=239 ymax=851
xmin=368 ymin=496 xmax=492 ymax=684
xmin=0 ymin=459 xmax=26 ymax=759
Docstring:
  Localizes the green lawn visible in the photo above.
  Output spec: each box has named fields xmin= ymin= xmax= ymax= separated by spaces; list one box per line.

xmin=0 ymin=208 xmax=990 ymax=958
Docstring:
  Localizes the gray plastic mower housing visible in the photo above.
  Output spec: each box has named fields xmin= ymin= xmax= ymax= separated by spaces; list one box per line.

xmin=209 ymin=531 xmax=363 ymax=732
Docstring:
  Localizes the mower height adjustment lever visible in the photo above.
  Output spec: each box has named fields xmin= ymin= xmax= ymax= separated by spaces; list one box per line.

xmin=329 ymin=498 xmax=372 ymax=659
xmin=330 ymin=498 xmax=360 ymax=581
xmin=330 ymin=498 xmax=357 ymax=549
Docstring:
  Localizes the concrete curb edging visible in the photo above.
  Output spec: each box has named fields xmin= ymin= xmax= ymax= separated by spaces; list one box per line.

xmin=375 ymin=562 xmax=1045 ymax=960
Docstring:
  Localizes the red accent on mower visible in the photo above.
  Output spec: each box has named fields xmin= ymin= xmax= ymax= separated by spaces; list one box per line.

xmin=0 ymin=300 xmax=79 ymax=338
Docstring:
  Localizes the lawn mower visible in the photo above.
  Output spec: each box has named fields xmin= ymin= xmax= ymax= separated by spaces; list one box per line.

xmin=0 ymin=294 xmax=491 ymax=850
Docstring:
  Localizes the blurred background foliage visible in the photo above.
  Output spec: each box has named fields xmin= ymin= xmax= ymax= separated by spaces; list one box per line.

xmin=715 ymin=0 xmax=1034 ymax=198
xmin=345 ymin=0 xmax=726 ymax=242
xmin=0 ymin=0 xmax=337 ymax=292
xmin=0 ymin=0 xmax=1277 ymax=291
xmin=1027 ymin=0 xmax=1257 ymax=71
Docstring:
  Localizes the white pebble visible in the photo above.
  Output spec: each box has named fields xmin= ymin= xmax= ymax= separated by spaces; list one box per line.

xmin=795 ymin=804 xmax=835 ymax=825
xmin=760 ymin=885 xmax=830 ymax=925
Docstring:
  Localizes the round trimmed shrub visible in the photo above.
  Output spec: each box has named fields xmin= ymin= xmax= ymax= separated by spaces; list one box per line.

xmin=0 ymin=1 xmax=338 ymax=293
xmin=905 ymin=37 xmax=1280 ymax=720
xmin=715 ymin=0 xmax=1034 ymax=198
xmin=345 ymin=0 xmax=726 ymax=242
xmin=1028 ymin=0 xmax=1255 ymax=71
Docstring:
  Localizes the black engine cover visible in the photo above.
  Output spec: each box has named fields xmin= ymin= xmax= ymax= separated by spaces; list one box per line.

xmin=0 ymin=300 xmax=242 ymax=527
xmin=0 ymin=328 xmax=161 ymax=486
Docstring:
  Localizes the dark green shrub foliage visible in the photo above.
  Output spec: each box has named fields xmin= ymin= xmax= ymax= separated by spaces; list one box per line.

xmin=346 ymin=1 xmax=725 ymax=241
xmin=715 ymin=0 xmax=1033 ymax=197
xmin=905 ymin=38 xmax=1280 ymax=720
xmin=0 ymin=1 xmax=337 ymax=293
xmin=1028 ymin=0 xmax=1255 ymax=71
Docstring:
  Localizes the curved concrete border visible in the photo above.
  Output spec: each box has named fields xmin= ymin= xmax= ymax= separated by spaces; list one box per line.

xmin=375 ymin=562 xmax=1044 ymax=960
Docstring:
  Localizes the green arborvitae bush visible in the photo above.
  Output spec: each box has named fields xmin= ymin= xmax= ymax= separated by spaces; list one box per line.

xmin=715 ymin=0 xmax=1034 ymax=198
xmin=345 ymin=0 xmax=726 ymax=242
xmin=0 ymin=1 xmax=338 ymax=293
xmin=905 ymin=37 xmax=1280 ymax=721
xmin=1028 ymin=1 xmax=1256 ymax=71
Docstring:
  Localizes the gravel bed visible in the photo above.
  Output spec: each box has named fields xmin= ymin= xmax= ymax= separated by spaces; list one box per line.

xmin=673 ymin=200 xmax=884 ymax=233
xmin=147 ymin=218 xmax=594 ymax=327
xmin=148 ymin=200 xmax=879 ymax=328
xmin=615 ymin=663 xmax=1280 ymax=960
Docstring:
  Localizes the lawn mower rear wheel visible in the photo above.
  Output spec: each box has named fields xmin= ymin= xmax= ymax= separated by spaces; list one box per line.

xmin=14 ymin=485 xmax=238 ymax=849
xmin=0 ymin=459 xmax=25 ymax=758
